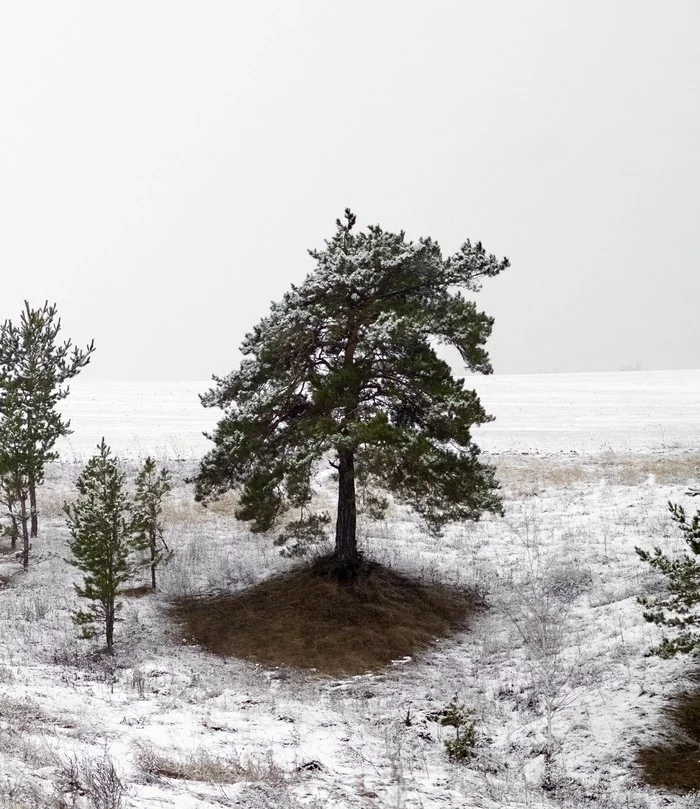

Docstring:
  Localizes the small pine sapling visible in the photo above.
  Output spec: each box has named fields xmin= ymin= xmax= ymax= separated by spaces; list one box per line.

xmin=133 ymin=457 xmax=172 ymax=589
xmin=428 ymin=695 xmax=477 ymax=762
xmin=636 ymin=501 xmax=700 ymax=657
xmin=64 ymin=439 xmax=137 ymax=651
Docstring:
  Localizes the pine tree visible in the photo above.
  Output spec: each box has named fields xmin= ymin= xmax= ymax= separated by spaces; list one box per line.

xmin=194 ymin=210 xmax=508 ymax=579
xmin=636 ymin=502 xmax=700 ymax=658
xmin=0 ymin=385 xmax=33 ymax=569
xmin=64 ymin=439 xmax=136 ymax=651
xmin=0 ymin=301 xmax=95 ymax=539
xmin=134 ymin=457 xmax=172 ymax=590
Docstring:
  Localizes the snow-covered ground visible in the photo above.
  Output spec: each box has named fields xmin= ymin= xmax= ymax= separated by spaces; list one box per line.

xmin=2 ymin=370 xmax=699 ymax=808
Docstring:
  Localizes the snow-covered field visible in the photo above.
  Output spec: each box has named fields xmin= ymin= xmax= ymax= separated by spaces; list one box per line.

xmin=54 ymin=369 xmax=700 ymax=460
xmin=2 ymin=370 xmax=700 ymax=808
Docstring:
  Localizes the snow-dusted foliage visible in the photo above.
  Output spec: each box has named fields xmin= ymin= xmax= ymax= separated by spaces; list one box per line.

xmin=195 ymin=210 xmax=508 ymax=572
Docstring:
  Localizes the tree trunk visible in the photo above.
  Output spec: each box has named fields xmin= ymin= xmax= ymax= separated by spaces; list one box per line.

xmin=28 ymin=476 xmax=38 ymax=538
xmin=150 ymin=528 xmax=157 ymax=590
xmin=105 ymin=598 xmax=114 ymax=651
xmin=334 ymin=448 xmax=360 ymax=580
xmin=9 ymin=515 xmax=18 ymax=550
xmin=19 ymin=494 xmax=29 ymax=571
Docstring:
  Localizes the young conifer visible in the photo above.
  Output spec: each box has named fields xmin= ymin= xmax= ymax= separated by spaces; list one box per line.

xmin=65 ymin=439 xmax=136 ymax=651
xmin=636 ymin=501 xmax=700 ymax=657
xmin=194 ymin=210 xmax=508 ymax=580
xmin=0 ymin=384 xmax=33 ymax=568
xmin=134 ymin=457 xmax=172 ymax=589
xmin=0 ymin=301 xmax=95 ymax=538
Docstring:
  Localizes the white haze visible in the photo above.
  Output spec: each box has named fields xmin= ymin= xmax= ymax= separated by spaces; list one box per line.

xmin=1 ymin=1 xmax=698 ymax=379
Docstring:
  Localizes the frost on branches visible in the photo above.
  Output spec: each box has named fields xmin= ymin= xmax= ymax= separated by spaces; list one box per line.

xmin=194 ymin=210 xmax=509 ymax=579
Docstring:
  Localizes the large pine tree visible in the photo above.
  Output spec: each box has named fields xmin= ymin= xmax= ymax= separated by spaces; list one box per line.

xmin=194 ymin=211 xmax=508 ymax=579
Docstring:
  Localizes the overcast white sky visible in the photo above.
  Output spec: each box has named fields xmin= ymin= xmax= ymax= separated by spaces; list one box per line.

xmin=1 ymin=1 xmax=698 ymax=380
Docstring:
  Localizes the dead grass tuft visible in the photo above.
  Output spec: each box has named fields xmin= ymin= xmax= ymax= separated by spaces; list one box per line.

xmin=121 ymin=585 xmax=153 ymax=598
xmin=134 ymin=744 xmax=285 ymax=785
xmin=170 ymin=555 xmax=477 ymax=676
xmin=637 ymin=675 xmax=700 ymax=793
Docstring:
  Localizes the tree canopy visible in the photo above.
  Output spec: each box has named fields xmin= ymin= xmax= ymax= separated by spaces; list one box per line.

xmin=195 ymin=210 xmax=508 ymax=578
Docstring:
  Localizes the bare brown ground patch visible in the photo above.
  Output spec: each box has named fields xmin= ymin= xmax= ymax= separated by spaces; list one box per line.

xmin=170 ymin=555 xmax=478 ymax=676
xmin=638 ymin=674 xmax=700 ymax=793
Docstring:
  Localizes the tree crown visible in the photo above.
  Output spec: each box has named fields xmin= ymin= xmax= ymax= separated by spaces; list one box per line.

xmin=195 ymin=211 xmax=507 ymax=544
xmin=0 ymin=301 xmax=95 ymax=475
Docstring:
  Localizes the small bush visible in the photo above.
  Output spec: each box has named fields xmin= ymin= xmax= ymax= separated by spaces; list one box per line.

xmin=54 ymin=753 xmax=125 ymax=809
xmin=428 ymin=695 xmax=477 ymax=762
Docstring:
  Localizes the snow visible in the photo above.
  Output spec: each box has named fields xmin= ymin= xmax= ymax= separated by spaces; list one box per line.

xmin=471 ymin=369 xmax=700 ymax=454
xmin=2 ymin=369 xmax=699 ymax=808
xmin=55 ymin=370 xmax=700 ymax=460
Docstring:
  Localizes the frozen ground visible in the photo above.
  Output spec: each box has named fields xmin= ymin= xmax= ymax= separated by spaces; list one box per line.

xmin=1 ymin=370 xmax=699 ymax=808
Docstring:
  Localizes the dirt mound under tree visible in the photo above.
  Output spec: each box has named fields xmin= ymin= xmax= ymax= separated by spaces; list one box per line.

xmin=171 ymin=555 xmax=479 ymax=676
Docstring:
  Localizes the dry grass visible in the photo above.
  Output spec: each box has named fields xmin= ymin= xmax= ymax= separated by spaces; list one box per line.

xmin=604 ymin=450 xmax=700 ymax=486
xmin=170 ymin=555 xmax=478 ymax=676
xmin=637 ymin=673 xmax=700 ymax=793
xmin=134 ymin=744 xmax=285 ymax=785
xmin=495 ymin=449 xmax=700 ymax=496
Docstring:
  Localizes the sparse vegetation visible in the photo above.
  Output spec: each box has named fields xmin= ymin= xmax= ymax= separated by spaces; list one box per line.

xmin=54 ymin=753 xmax=126 ymax=809
xmin=134 ymin=743 xmax=285 ymax=786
